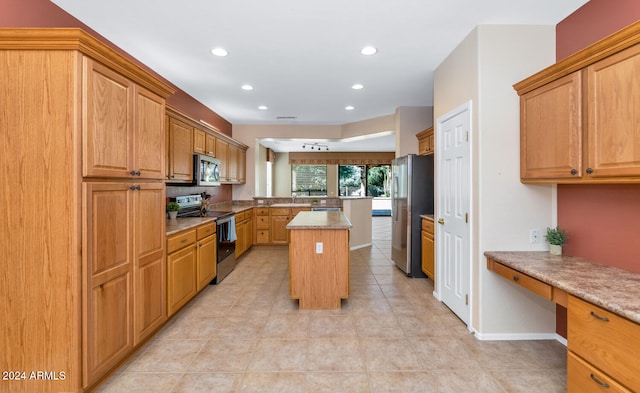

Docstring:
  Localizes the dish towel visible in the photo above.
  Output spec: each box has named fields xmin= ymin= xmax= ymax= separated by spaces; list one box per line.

xmin=227 ymin=216 xmax=237 ymax=242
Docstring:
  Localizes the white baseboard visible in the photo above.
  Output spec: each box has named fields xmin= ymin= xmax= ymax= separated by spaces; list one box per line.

xmin=350 ymin=242 xmax=372 ymax=251
xmin=555 ymin=334 xmax=568 ymax=346
xmin=474 ymin=332 xmax=559 ymax=341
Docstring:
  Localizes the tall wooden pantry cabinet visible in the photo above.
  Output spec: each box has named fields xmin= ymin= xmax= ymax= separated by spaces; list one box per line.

xmin=0 ymin=29 xmax=174 ymax=393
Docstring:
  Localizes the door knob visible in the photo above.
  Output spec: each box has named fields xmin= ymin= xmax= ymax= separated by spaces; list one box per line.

xmin=437 ymin=218 xmax=445 ymax=225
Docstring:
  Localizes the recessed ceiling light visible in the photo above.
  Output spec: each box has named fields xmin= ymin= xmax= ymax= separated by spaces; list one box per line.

xmin=345 ymin=106 xmax=355 ymax=111
xmin=352 ymin=83 xmax=364 ymax=90
xmin=210 ymin=47 xmax=228 ymax=57
xmin=258 ymin=105 xmax=268 ymax=110
xmin=360 ymin=46 xmax=378 ymax=56
xmin=241 ymin=84 xmax=254 ymax=91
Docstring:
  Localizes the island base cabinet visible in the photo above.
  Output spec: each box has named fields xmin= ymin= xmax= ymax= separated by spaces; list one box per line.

xmin=289 ymin=229 xmax=349 ymax=309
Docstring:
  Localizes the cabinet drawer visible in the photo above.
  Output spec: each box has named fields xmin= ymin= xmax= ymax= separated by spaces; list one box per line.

xmin=568 ymin=295 xmax=640 ymax=391
xmin=235 ymin=210 xmax=247 ymax=222
xmin=167 ymin=229 xmax=197 ymax=254
xmin=256 ymin=216 xmax=269 ymax=229
xmin=568 ymin=351 xmax=631 ymax=393
xmin=487 ymin=259 xmax=552 ymax=300
xmin=255 ymin=207 xmax=269 ymax=216
xmin=196 ymin=223 xmax=215 ymax=240
xmin=421 ymin=219 xmax=434 ymax=234
xmin=256 ymin=229 xmax=270 ymax=244
xmin=270 ymin=208 xmax=290 ymax=216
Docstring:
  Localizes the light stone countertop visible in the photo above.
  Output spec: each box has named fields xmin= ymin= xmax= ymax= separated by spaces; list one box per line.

xmin=420 ymin=214 xmax=434 ymax=221
xmin=165 ymin=206 xmax=255 ymax=236
xmin=287 ymin=211 xmax=352 ymax=230
xmin=484 ymin=251 xmax=640 ymax=324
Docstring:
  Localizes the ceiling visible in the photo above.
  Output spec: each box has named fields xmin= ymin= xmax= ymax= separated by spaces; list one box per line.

xmin=52 ymin=0 xmax=587 ymax=151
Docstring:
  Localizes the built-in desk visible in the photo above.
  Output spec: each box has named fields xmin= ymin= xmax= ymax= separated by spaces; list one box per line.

xmin=485 ymin=251 xmax=640 ymax=392
xmin=287 ymin=211 xmax=352 ymax=309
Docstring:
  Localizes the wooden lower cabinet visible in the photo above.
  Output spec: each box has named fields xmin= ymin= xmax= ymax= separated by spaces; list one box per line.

xmin=236 ymin=209 xmax=254 ymax=258
xmin=271 ymin=210 xmax=291 ymax=244
xmin=254 ymin=208 xmax=270 ymax=245
xmin=167 ymin=241 xmax=198 ymax=317
xmin=83 ymin=182 xmax=166 ymax=388
xmin=196 ymin=227 xmax=217 ymax=291
xmin=421 ymin=218 xmax=435 ymax=283
xmin=568 ymin=295 xmax=640 ymax=392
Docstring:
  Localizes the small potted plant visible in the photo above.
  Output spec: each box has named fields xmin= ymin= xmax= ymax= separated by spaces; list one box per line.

xmin=166 ymin=202 xmax=180 ymax=220
xmin=545 ymin=226 xmax=567 ymax=256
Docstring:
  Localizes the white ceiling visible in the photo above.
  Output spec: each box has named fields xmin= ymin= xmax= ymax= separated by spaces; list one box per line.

xmin=52 ymin=0 xmax=587 ymax=152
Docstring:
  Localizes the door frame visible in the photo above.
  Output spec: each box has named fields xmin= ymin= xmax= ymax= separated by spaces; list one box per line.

xmin=435 ymin=100 xmax=472 ymax=329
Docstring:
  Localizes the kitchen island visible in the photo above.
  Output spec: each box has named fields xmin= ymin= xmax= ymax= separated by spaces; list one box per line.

xmin=287 ymin=211 xmax=352 ymax=309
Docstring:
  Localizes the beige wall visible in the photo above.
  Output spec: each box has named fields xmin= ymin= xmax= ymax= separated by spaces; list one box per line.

xmin=434 ymin=25 xmax=558 ymax=339
xmin=395 ymin=106 xmax=434 ymax=157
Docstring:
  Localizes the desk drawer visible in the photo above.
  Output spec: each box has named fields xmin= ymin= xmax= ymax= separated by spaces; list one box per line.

xmin=568 ymin=351 xmax=631 ymax=393
xmin=167 ymin=229 xmax=197 ymax=254
xmin=568 ymin=295 xmax=640 ymax=391
xmin=487 ymin=259 xmax=552 ymax=300
xmin=256 ymin=216 xmax=269 ymax=229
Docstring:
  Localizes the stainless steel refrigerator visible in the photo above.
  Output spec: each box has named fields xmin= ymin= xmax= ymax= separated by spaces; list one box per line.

xmin=391 ymin=154 xmax=434 ymax=277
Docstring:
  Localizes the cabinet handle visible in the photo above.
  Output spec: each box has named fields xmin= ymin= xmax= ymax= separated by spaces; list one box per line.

xmin=181 ymin=239 xmax=187 ymax=243
xmin=590 ymin=311 xmax=609 ymax=322
xmin=171 ymin=175 xmax=175 ymax=178
xmin=570 ymin=169 xmax=578 ymax=175
xmin=135 ymin=170 xmax=141 ymax=176
xmin=589 ymin=373 xmax=610 ymax=388
xmin=513 ymin=275 xmax=519 ymax=282
xmin=586 ymin=168 xmax=594 ymax=174
xmin=129 ymin=170 xmax=137 ymax=176
xmin=130 ymin=185 xmax=137 ymax=190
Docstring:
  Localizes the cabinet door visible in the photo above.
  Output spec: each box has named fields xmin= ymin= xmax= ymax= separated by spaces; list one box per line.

xmin=134 ymin=86 xmax=165 ymax=179
xmin=82 ymin=183 xmax=133 ymax=387
xmin=271 ymin=215 xmax=290 ymax=244
xmin=228 ymin=144 xmax=239 ymax=182
xmin=238 ymin=148 xmax=246 ymax=183
xmin=216 ymin=139 xmax=229 ymax=181
xmin=421 ymin=230 xmax=435 ymax=282
xmin=83 ymin=58 xmax=133 ymax=178
xmin=205 ymin=134 xmax=216 ymax=157
xmin=193 ymin=129 xmax=206 ymax=155
xmin=167 ymin=245 xmax=197 ymax=316
xmin=133 ymin=183 xmax=166 ymax=345
xmin=197 ymin=234 xmax=217 ymax=291
xmin=235 ymin=220 xmax=246 ymax=258
xmin=520 ymin=72 xmax=583 ymax=181
xmin=167 ymin=117 xmax=193 ymax=182
xmin=587 ymin=44 xmax=640 ymax=178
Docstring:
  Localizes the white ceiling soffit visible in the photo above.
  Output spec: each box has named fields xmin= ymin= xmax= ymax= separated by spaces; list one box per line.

xmin=260 ymin=131 xmax=395 ymax=153
xmin=51 ymin=0 xmax=588 ymax=126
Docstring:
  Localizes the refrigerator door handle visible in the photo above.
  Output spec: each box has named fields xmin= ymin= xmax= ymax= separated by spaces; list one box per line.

xmin=392 ymin=175 xmax=399 ymax=221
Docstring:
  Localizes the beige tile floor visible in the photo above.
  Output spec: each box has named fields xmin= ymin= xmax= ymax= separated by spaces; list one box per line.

xmin=97 ymin=216 xmax=566 ymax=393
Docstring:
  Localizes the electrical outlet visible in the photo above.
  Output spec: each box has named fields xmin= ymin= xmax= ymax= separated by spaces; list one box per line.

xmin=320 ymin=199 xmax=326 ymax=204
xmin=530 ymin=229 xmax=539 ymax=244
xmin=315 ymin=242 xmax=323 ymax=254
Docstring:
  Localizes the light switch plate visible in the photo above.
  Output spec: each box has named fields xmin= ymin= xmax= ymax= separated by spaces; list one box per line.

xmin=315 ymin=242 xmax=323 ymax=253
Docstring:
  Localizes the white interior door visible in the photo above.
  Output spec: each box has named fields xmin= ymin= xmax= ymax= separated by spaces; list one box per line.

xmin=437 ymin=101 xmax=471 ymax=326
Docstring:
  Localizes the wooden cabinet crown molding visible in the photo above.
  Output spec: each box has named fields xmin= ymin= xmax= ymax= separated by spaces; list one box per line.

xmin=0 ymin=28 xmax=175 ymax=98
xmin=166 ymin=105 xmax=248 ymax=151
xmin=514 ymin=20 xmax=640 ymax=95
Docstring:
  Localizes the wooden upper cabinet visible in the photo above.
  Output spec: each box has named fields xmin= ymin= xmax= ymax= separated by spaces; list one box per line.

xmin=167 ymin=116 xmax=193 ymax=182
xmin=228 ymin=144 xmax=239 ymax=182
xmin=193 ymin=128 xmax=206 ymax=155
xmin=216 ymin=138 xmax=229 ymax=181
xmin=587 ymin=44 xmax=640 ymax=178
xmin=83 ymin=58 xmax=133 ymax=178
xmin=134 ymin=86 xmax=165 ymax=179
xmin=520 ymin=72 xmax=583 ymax=181
xmin=83 ymin=57 xmax=166 ymax=180
xmin=238 ymin=148 xmax=246 ymax=183
xmin=416 ymin=127 xmax=434 ymax=155
xmin=205 ymin=134 xmax=216 ymax=157
xmin=515 ymin=22 xmax=640 ymax=184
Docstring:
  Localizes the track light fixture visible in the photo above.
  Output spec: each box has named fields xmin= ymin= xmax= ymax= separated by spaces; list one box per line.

xmin=302 ymin=142 xmax=329 ymax=151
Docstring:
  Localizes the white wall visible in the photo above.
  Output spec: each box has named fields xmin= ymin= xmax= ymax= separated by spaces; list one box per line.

xmin=434 ymin=25 xmax=558 ymax=339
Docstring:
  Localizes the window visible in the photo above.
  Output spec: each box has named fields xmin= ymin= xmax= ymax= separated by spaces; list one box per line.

xmin=338 ymin=164 xmax=390 ymax=197
xmin=291 ymin=165 xmax=327 ymax=196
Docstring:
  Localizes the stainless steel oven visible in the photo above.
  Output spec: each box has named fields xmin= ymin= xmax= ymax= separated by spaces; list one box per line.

xmin=207 ymin=210 xmax=236 ymax=284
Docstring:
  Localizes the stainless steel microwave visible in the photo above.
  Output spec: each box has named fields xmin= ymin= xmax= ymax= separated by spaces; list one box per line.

xmin=194 ymin=154 xmax=221 ymax=186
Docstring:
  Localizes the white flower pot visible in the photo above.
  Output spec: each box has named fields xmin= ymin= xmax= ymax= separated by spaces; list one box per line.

xmin=168 ymin=211 xmax=178 ymax=220
xmin=549 ymin=244 xmax=562 ymax=256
